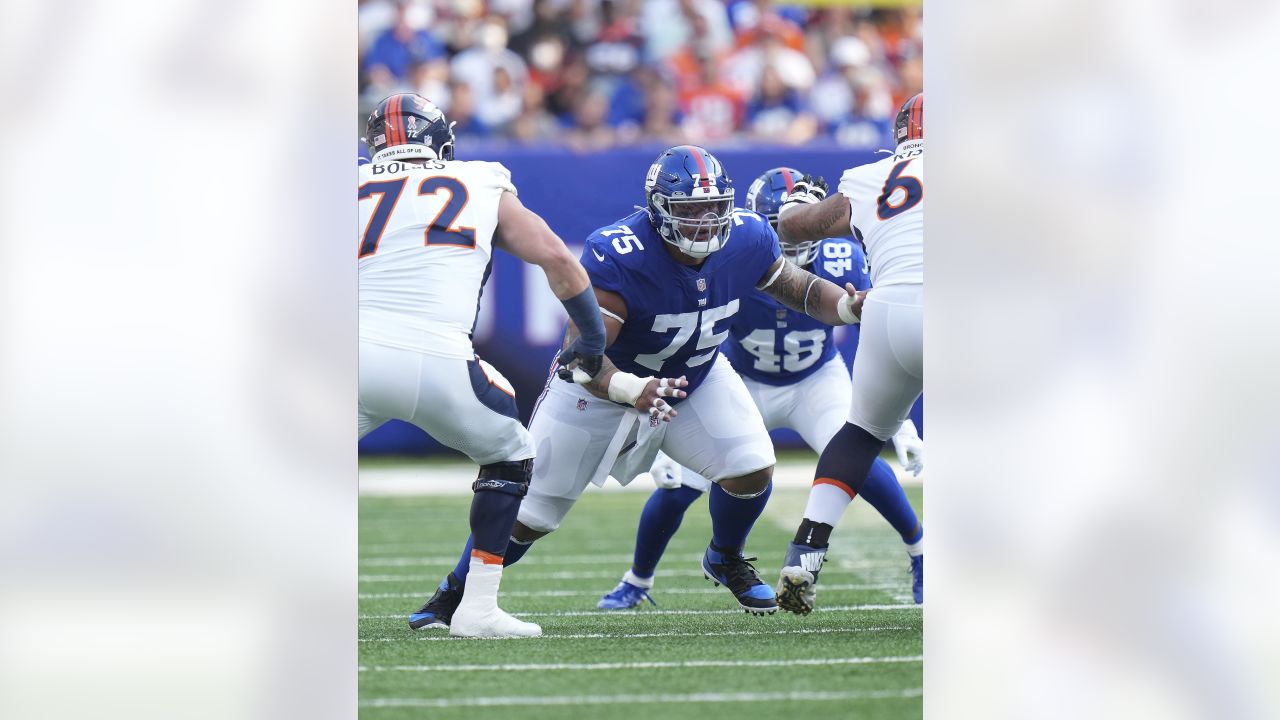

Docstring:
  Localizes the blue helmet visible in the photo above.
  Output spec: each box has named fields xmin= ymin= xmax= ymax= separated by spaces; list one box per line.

xmin=644 ymin=146 xmax=735 ymax=259
xmin=746 ymin=167 xmax=819 ymax=267
xmin=364 ymin=93 xmax=455 ymax=163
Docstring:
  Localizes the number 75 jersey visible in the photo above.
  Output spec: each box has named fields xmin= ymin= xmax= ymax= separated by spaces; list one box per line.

xmin=358 ymin=159 xmax=514 ymax=359
xmin=839 ymin=138 xmax=924 ymax=288
xmin=581 ymin=209 xmax=782 ymax=397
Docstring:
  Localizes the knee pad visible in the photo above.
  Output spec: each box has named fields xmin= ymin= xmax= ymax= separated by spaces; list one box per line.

xmin=473 ymin=458 xmax=532 ymax=497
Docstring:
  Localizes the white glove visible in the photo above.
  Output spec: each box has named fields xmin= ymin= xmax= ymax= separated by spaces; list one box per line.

xmin=648 ymin=451 xmax=683 ymax=489
xmin=892 ymin=420 xmax=924 ymax=477
xmin=777 ymin=175 xmax=829 ymax=220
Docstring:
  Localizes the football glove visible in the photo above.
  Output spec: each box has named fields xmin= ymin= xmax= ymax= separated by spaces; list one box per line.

xmin=892 ymin=420 xmax=924 ymax=477
xmin=556 ymin=338 xmax=604 ymax=385
xmin=778 ymin=174 xmax=829 ymax=219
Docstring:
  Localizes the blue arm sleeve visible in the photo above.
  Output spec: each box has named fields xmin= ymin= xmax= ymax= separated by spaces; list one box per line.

xmin=561 ymin=286 xmax=607 ymax=355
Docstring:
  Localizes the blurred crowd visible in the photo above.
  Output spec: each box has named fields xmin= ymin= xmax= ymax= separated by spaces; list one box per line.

xmin=359 ymin=0 xmax=922 ymax=151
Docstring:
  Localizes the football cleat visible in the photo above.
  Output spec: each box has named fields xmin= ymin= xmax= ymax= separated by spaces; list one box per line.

xmin=408 ymin=572 xmax=464 ymax=630
xmin=777 ymin=542 xmax=827 ymax=615
xmin=909 ymin=553 xmax=923 ymax=604
xmin=701 ymin=544 xmax=777 ymax=615
xmin=598 ymin=580 xmax=657 ymax=610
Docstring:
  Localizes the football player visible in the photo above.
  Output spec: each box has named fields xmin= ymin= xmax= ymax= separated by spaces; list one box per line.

xmin=359 ymin=93 xmax=616 ymax=638
xmin=774 ymin=93 xmax=925 ymax=615
xmin=597 ymin=167 xmax=925 ymax=612
xmin=407 ymin=145 xmax=867 ymax=628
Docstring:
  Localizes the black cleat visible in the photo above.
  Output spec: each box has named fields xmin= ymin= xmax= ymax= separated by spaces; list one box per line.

xmin=701 ymin=544 xmax=778 ymax=615
xmin=407 ymin=572 xmax=464 ymax=630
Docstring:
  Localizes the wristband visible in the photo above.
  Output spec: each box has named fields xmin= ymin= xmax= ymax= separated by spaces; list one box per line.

xmin=561 ymin=286 xmax=606 ymax=355
xmin=837 ymin=293 xmax=861 ymax=325
xmin=606 ymin=371 xmax=650 ymax=406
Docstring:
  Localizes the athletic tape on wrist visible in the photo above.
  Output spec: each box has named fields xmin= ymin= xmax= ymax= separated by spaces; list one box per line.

xmin=837 ymin=294 xmax=861 ymax=325
xmin=607 ymin=371 xmax=650 ymax=406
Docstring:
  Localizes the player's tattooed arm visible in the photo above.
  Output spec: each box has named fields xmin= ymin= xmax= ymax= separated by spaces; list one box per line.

xmin=562 ymin=288 xmax=688 ymax=419
xmin=777 ymin=193 xmax=853 ymax=244
xmin=757 ymin=257 xmax=866 ymax=326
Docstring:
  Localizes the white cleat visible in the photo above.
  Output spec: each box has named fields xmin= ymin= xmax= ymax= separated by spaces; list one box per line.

xmin=447 ymin=556 xmax=542 ymax=639
xmin=776 ymin=566 xmax=817 ymax=616
xmin=449 ymin=606 xmax=542 ymax=639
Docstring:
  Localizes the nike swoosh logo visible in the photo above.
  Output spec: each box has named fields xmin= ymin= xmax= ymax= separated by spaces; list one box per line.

xmin=592 ymin=248 xmax=606 ymax=262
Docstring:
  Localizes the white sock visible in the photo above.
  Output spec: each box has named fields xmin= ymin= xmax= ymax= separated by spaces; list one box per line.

xmin=623 ymin=569 xmax=653 ymax=589
xmin=803 ymin=481 xmax=856 ymax=528
xmin=905 ymin=534 xmax=924 ymax=557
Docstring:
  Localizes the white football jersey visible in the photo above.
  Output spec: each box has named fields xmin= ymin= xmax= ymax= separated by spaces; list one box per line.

xmin=359 ymin=158 xmax=515 ymax=358
xmin=838 ymin=139 xmax=924 ymax=287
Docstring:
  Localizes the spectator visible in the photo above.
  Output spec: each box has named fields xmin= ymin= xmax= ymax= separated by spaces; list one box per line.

xmin=509 ymin=0 xmax=576 ymax=61
xmin=638 ymin=79 xmax=685 ymax=145
xmin=451 ymin=15 xmax=529 ymax=112
xmin=510 ymin=82 xmax=561 ymax=143
xmin=678 ymin=50 xmax=744 ymax=142
xmin=829 ymin=66 xmax=895 ymax=150
xmin=722 ymin=15 xmax=816 ymax=100
xmin=477 ymin=65 xmax=525 ymax=131
xmin=808 ymin=35 xmax=893 ymax=127
xmin=446 ymin=81 xmax=491 ymax=141
xmin=362 ymin=1 xmax=445 ymax=82
xmin=407 ymin=59 xmax=451 ymax=113
xmin=745 ymin=65 xmax=817 ymax=145
xmin=642 ymin=0 xmax=732 ymax=62
xmin=564 ymin=89 xmax=616 ymax=152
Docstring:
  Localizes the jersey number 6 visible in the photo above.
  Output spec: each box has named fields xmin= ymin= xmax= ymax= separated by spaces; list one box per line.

xmin=876 ymin=159 xmax=923 ymax=221
xmin=358 ymin=176 xmax=475 ymax=257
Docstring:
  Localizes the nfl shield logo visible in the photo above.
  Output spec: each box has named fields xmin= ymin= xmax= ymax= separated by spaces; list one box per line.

xmin=696 ymin=278 xmax=707 ymax=292
xmin=649 ymin=414 xmax=660 ymax=428
xmin=576 ymin=398 xmax=587 ymax=411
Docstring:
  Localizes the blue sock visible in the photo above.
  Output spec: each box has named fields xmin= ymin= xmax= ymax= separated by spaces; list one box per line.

xmin=449 ymin=533 xmax=537 ymax=584
xmin=859 ymin=458 xmax=923 ymax=543
xmin=632 ymin=486 xmax=704 ymax=578
xmin=708 ymin=480 xmax=773 ymax=555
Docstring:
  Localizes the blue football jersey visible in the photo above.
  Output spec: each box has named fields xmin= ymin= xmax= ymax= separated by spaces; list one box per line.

xmin=580 ymin=209 xmax=782 ymax=397
xmin=723 ymin=236 xmax=871 ymax=386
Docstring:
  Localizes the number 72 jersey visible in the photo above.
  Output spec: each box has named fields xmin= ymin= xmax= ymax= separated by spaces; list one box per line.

xmin=839 ymin=137 xmax=924 ymax=288
xmin=358 ymin=158 xmax=514 ymax=359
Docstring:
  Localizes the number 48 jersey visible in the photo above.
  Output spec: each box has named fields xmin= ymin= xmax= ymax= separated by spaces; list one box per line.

xmin=358 ymin=158 xmax=515 ymax=359
xmin=581 ymin=209 xmax=782 ymax=398
xmin=839 ymin=138 xmax=924 ymax=288
xmin=723 ymin=236 xmax=871 ymax=386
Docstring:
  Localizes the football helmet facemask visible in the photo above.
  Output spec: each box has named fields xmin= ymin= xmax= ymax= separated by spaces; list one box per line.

xmin=746 ymin=166 xmax=820 ymax=267
xmin=645 ymin=146 xmax=735 ymax=259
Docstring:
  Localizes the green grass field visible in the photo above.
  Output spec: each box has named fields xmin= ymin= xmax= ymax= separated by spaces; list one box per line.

xmin=359 ymin=460 xmax=923 ymax=719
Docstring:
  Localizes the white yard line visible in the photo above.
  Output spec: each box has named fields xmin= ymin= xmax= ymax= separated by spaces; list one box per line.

xmin=359 ymin=603 xmax=919 ymax=620
xmin=359 ymin=582 xmax=903 ymax=600
xmin=360 ymin=654 xmax=923 ymax=672
xmin=360 ymin=688 xmax=923 ymax=707
xmin=359 ymin=626 xmax=911 ymax=642
xmin=360 ymin=553 xmax=638 ymax=567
